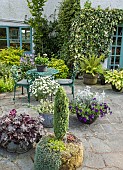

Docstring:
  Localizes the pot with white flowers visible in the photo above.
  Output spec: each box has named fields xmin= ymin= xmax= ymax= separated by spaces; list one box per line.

xmin=69 ymin=86 xmax=112 ymax=124
xmin=0 ymin=109 xmax=46 ymax=153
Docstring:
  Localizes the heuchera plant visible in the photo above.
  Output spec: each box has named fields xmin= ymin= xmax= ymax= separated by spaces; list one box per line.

xmin=69 ymin=86 xmax=112 ymax=123
xmin=0 ymin=109 xmax=45 ymax=148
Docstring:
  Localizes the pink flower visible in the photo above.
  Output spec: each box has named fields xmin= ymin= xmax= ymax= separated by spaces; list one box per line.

xmin=9 ymin=109 xmax=17 ymax=117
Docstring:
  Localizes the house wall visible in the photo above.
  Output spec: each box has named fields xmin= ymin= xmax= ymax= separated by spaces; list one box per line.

xmin=0 ymin=0 xmax=31 ymax=26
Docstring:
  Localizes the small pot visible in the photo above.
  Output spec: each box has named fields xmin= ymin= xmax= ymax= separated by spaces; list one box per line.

xmin=39 ymin=113 xmax=53 ymax=128
xmin=36 ymin=65 xmax=47 ymax=72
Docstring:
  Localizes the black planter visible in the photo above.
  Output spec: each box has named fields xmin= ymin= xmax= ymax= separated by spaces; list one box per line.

xmin=111 ymin=84 xmax=122 ymax=92
xmin=36 ymin=65 xmax=47 ymax=72
xmin=77 ymin=113 xmax=97 ymax=125
xmin=39 ymin=113 xmax=53 ymax=128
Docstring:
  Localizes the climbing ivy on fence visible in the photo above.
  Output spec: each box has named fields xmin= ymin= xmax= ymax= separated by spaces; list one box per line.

xmin=69 ymin=1 xmax=123 ymax=65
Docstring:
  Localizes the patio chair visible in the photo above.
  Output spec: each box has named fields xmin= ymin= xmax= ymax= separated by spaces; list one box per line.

xmin=57 ymin=67 xmax=77 ymax=98
xmin=11 ymin=65 xmax=32 ymax=103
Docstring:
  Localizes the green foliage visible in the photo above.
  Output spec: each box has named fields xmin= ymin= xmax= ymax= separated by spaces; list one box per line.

xmin=48 ymin=58 xmax=69 ymax=78
xmin=69 ymin=2 xmax=123 ymax=64
xmin=20 ymin=54 xmax=35 ymax=78
xmin=35 ymin=53 xmax=49 ymax=65
xmin=0 ymin=47 xmax=23 ymax=66
xmin=0 ymin=76 xmax=14 ymax=92
xmin=58 ymin=0 xmax=81 ymax=65
xmin=54 ymin=86 xmax=69 ymax=140
xmin=48 ymin=137 xmax=66 ymax=152
xmin=79 ymin=54 xmax=104 ymax=76
xmin=104 ymin=69 xmax=123 ymax=90
xmin=34 ymin=136 xmax=61 ymax=170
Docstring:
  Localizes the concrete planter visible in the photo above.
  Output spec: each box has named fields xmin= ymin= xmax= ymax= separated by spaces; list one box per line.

xmin=83 ymin=73 xmax=98 ymax=85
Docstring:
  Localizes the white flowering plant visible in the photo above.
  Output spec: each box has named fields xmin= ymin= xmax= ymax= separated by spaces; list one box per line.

xmin=69 ymin=86 xmax=112 ymax=123
xmin=30 ymin=76 xmax=59 ymax=100
xmin=31 ymin=99 xmax=54 ymax=114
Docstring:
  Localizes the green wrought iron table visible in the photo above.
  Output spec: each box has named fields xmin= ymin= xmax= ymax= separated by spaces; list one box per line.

xmin=26 ymin=68 xmax=59 ymax=79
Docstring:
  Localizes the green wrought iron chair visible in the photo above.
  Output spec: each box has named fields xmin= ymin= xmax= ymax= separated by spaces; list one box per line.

xmin=57 ymin=67 xmax=77 ymax=98
xmin=11 ymin=65 xmax=32 ymax=103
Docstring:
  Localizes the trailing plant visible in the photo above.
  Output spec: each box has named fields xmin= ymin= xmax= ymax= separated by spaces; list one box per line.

xmin=0 ymin=47 xmax=23 ymax=66
xmin=54 ymin=86 xmax=69 ymax=140
xmin=48 ymin=58 xmax=69 ymax=78
xmin=69 ymin=86 xmax=112 ymax=123
xmin=69 ymin=1 xmax=123 ymax=66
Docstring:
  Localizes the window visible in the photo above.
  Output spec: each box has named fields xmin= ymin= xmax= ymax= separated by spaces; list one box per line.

xmin=0 ymin=28 xmax=7 ymax=49
xmin=0 ymin=26 xmax=32 ymax=53
xmin=108 ymin=25 xmax=123 ymax=69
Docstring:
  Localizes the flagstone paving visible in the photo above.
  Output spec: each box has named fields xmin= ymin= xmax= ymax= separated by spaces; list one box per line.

xmin=0 ymin=79 xmax=123 ymax=170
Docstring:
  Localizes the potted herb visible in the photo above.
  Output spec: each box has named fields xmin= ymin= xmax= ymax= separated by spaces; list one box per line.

xmin=0 ymin=109 xmax=46 ymax=153
xmin=79 ymin=54 xmax=104 ymax=85
xmin=35 ymin=53 xmax=49 ymax=72
xmin=104 ymin=69 xmax=123 ymax=91
xmin=69 ymin=86 xmax=112 ymax=124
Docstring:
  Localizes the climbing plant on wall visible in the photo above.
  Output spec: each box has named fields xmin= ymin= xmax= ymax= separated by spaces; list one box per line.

xmin=69 ymin=1 xmax=123 ymax=65
xmin=58 ymin=0 xmax=81 ymax=65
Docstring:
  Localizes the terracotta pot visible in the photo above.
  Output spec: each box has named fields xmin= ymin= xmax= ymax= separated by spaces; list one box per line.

xmin=111 ymin=84 xmax=122 ymax=92
xmin=83 ymin=73 xmax=98 ymax=85
xmin=36 ymin=65 xmax=47 ymax=72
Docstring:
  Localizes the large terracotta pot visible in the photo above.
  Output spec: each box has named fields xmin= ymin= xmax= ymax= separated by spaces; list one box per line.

xmin=83 ymin=73 xmax=98 ymax=85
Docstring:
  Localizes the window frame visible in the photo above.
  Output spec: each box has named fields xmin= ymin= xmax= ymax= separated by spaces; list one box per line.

xmin=0 ymin=26 xmax=32 ymax=54
xmin=108 ymin=24 xmax=123 ymax=69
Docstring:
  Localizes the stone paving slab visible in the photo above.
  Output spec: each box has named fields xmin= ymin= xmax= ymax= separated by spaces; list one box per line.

xmin=0 ymin=80 xmax=123 ymax=170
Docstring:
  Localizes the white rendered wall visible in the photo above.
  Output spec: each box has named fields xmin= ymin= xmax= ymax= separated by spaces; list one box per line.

xmin=0 ymin=0 xmax=31 ymax=26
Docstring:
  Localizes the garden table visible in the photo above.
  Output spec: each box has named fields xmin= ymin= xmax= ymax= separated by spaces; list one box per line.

xmin=26 ymin=68 xmax=59 ymax=79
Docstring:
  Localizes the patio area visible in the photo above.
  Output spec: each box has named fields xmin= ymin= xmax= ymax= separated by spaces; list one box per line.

xmin=0 ymin=79 xmax=123 ymax=170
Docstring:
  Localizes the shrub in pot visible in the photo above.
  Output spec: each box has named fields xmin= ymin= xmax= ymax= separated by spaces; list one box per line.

xmin=34 ymin=87 xmax=84 ymax=170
